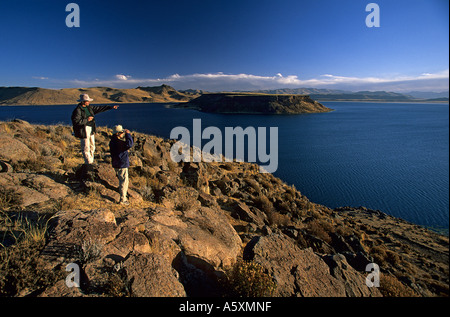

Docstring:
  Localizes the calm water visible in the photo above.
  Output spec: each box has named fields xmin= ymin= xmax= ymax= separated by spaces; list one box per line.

xmin=1 ymin=101 xmax=448 ymax=230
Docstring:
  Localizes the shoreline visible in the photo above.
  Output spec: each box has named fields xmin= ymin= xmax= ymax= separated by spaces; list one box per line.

xmin=0 ymin=120 xmax=448 ymax=297
xmin=0 ymin=102 xmax=447 ymax=231
xmin=1 ymin=99 xmax=448 ymax=107
xmin=1 ymin=118 xmax=447 ymax=234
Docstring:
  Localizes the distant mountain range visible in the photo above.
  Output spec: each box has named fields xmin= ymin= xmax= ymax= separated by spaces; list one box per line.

xmin=0 ymin=85 xmax=200 ymax=105
xmin=0 ymin=85 xmax=448 ymax=105
xmin=404 ymin=91 xmax=450 ymax=99
xmin=244 ymin=88 xmax=449 ymax=102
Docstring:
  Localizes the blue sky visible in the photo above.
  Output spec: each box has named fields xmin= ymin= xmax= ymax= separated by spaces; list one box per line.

xmin=0 ymin=0 xmax=448 ymax=92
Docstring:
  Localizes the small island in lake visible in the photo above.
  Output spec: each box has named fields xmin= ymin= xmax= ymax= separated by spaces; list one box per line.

xmin=175 ymin=92 xmax=333 ymax=114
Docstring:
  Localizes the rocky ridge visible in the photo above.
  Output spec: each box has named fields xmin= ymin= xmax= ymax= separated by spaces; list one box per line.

xmin=0 ymin=119 xmax=448 ymax=297
xmin=0 ymin=85 xmax=200 ymax=105
xmin=178 ymin=93 xmax=332 ymax=114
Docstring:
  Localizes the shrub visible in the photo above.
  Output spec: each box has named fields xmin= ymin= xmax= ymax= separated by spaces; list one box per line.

xmin=245 ymin=178 xmax=260 ymax=193
xmin=139 ymin=185 xmax=155 ymax=202
xmin=259 ymin=178 xmax=274 ymax=190
xmin=369 ymin=245 xmax=403 ymax=269
xmin=266 ymin=210 xmax=291 ymax=227
xmin=0 ymin=122 xmax=13 ymax=134
xmin=62 ymin=157 xmax=83 ymax=171
xmin=306 ymin=219 xmax=332 ymax=244
xmin=88 ymin=262 xmax=131 ymax=297
xmin=77 ymin=239 xmax=104 ymax=264
xmin=224 ymin=261 xmax=276 ymax=297
xmin=275 ymin=200 xmax=292 ymax=214
xmin=385 ymin=250 xmax=402 ymax=267
xmin=20 ymin=216 xmax=49 ymax=245
xmin=0 ymin=212 xmax=48 ymax=247
xmin=336 ymin=224 xmax=354 ymax=237
xmin=12 ymin=156 xmax=52 ymax=172
xmin=378 ymin=273 xmax=418 ymax=297
xmin=103 ymin=268 xmax=131 ymax=297
xmin=0 ymin=240 xmax=64 ymax=296
xmin=253 ymin=194 xmax=274 ymax=215
xmin=86 ymin=186 xmax=102 ymax=200
xmin=174 ymin=188 xmax=197 ymax=211
xmin=53 ymin=196 xmax=79 ymax=212
xmin=0 ymin=187 xmax=23 ymax=209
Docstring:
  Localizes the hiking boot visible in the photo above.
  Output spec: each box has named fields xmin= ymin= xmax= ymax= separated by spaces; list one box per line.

xmin=119 ymin=200 xmax=130 ymax=206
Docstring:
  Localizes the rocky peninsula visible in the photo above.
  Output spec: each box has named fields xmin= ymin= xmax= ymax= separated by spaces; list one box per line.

xmin=177 ymin=93 xmax=333 ymax=114
xmin=0 ymin=119 xmax=448 ymax=297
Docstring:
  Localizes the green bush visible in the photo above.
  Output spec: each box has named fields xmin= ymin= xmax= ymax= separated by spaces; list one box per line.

xmin=225 ymin=261 xmax=276 ymax=297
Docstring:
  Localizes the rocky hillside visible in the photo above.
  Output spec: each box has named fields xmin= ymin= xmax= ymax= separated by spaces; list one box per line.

xmin=0 ymin=85 xmax=200 ymax=105
xmin=177 ymin=93 xmax=333 ymax=114
xmin=0 ymin=119 xmax=448 ymax=297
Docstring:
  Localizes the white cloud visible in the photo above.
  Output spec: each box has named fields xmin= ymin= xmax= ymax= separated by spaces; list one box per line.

xmin=115 ymin=74 xmax=131 ymax=81
xmin=66 ymin=69 xmax=449 ymax=92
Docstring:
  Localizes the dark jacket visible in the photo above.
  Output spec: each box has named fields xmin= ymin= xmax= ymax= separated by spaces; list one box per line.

xmin=109 ymin=133 xmax=134 ymax=169
xmin=71 ymin=104 xmax=114 ymax=139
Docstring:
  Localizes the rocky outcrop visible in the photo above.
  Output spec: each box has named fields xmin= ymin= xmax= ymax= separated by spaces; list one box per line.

xmin=39 ymin=205 xmax=242 ymax=297
xmin=0 ymin=172 xmax=71 ymax=207
xmin=0 ymin=120 xmax=448 ymax=297
xmin=244 ymin=234 xmax=381 ymax=297
xmin=0 ymin=135 xmax=37 ymax=162
xmin=181 ymin=93 xmax=333 ymax=114
xmin=40 ymin=208 xmax=186 ymax=297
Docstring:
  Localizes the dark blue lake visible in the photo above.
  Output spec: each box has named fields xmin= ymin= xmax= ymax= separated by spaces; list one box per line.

xmin=1 ymin=101 xmax=448 ymax=230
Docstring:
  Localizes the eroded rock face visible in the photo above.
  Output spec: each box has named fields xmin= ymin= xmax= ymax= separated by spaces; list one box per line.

xmin=244 ymin=234 xmax=343 ymax=296
xmin=323 ymin=254 xmax=381 ymax=297
xmin=40 ymin=205 xmax=241 ymax=296
xmin=43 ymin=209 xmax=121 ymax=261
xmin=244 ymin=234 xmax=381 ymax=297
xmin=0 ymin=135 xmax=37 ymax=162
xmin=123 ymin=252 xmax=186 ymax=297
xmin=0 ymin=172 xmax=71 ymax=206
xmin=148 ymin=206 xmax=242 ymax=270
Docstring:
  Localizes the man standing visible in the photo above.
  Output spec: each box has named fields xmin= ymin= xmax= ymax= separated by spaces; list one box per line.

xmin=71 ymin=94 xmax=119 ymax=165
xmin=109 ymin=125 xmax=134 ymax=205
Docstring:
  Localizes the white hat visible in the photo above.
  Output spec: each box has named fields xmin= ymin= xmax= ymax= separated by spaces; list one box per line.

xmin=77 ymin=94 xmax=94 ymax=102
xmin=113 ymin=125 xmax=124 ymax=134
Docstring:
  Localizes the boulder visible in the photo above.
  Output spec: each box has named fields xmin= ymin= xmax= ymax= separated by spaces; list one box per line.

xmin=148 ymin=206 xmax=242 ymax=270
xmin=323 ymin=254 xmax=382 ymax=297
xmin=38 ymin=279 xmax=87 ymax=297
xmin=142 ymin=136 xmax=162 ymax=159
xmin=21 ymin=174 xmax=71 ymax=200
xmin=160 ymin=186 xmax=200 ymax=210
xmin=103 ymin=227 xmax=152 ymax=258
xmin=0 ymin=135 xmax=36 ymax=162
xmin=232 ymin=202 xmax=266 ymax=228
xmin=123 ymin=252 xmax=186 ymax=297
xmin=42 ymin=209 xmax=121 ymax=263
xmin=180 ymin=162 xmax=209 ymax=192
xmin=244 ymin=234 xmax=346 ymax=297
xmin=0 ymin=172 xmax=71 ymax=207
